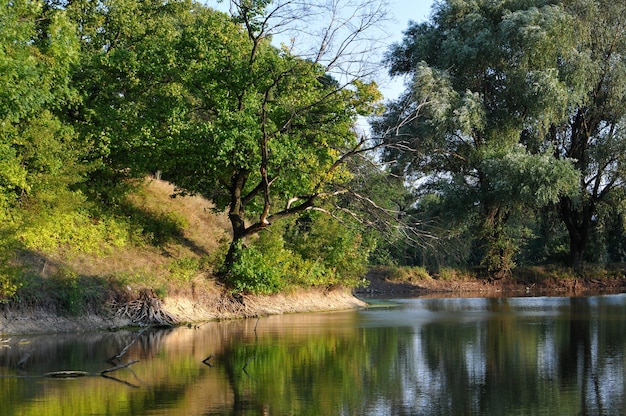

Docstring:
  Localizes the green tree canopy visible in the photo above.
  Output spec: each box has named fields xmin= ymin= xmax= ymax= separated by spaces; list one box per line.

xmin=61 ymin=0 xmax=388 ymax=283
xmin=0 ymin=0 xmax=83 ymax=218
xmin=375 ymin=0 xmax=582 ymax=276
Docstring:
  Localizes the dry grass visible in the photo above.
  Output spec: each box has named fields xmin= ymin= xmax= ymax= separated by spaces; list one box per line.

xmin=61 ymin=178 xmax=231 ymax=280
xmin=128 ymin=178 xmax=232 ymax=253
xmin=10 ymin=178 xmax=234 ymax=312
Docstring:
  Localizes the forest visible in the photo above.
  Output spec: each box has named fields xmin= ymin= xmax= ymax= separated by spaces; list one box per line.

xmin=1 ymin=0 xmax=626 ymax=305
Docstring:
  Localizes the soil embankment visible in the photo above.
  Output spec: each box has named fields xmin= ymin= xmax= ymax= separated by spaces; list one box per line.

xmin=0 ymin=288 xmax=365 ymax=335
xmin=3 ymin=267 xmax=626 ymax=335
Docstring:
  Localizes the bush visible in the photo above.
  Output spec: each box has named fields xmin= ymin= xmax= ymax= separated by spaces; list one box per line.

xmin=283 ymin=212 xmax=374 ymax=287
xmin=0 ymin=271 xmax=20 ymax=303
xmin=387 ymin=266 xmax=431 ymax=282
xmin=223 ymin=213 xmax=374 ymax=294
xmin=0 ymin=231 xmax=22 ymax=302
xmin=19 ymin=210 xmax=133 ymax=255
xmin=224 ymin=240 xmax=287 ymax=295
xmin=167 ymin=256 xmax=205 ymax=282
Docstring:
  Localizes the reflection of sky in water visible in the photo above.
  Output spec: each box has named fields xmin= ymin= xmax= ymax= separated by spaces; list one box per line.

xmin=359 ymin=294 xmax=626 ymax=414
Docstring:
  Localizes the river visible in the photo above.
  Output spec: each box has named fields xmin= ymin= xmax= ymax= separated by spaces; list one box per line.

xmin=1 ymin=293 xmax=626 ymax=415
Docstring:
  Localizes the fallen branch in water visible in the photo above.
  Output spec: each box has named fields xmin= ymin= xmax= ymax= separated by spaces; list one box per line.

xmin=101 ymin=373 xmax=140 ymax=388
xmin=202 ymin=354 xmax=213 ymax=367
xmin=108 ymin=328 xmax=148 ymax=364
xmin=44 ymin=371 xmax=89 ymax=378
xmin=101 ymin=360 xmax=140 ymax=375
xmin=2 ymin=360 xmax=140 ymax=383
xmin=17 ymin=349 xmax=33 ymax=369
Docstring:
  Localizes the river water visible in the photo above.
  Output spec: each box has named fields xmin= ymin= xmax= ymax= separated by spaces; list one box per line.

xmin=1 ymin=293 xmax=626 ymax=415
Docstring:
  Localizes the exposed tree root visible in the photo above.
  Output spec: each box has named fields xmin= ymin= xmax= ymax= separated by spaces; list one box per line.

xmin=111 ymin=289 xmax=179 ymax=326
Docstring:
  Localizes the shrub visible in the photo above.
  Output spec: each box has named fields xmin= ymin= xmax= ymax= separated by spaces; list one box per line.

xmin=222 ymin=217 xmax=368 ymax=294
xmin=0 ymin=271 xmax=20 ymax=303
xmin=0 ymin=231 xmax=22 ymax=302
xmin=224 ymin=240 xmax=287 ymax=295
xmin=387 ymin=266 xmax=431 ymax=282
xmin=283 ymin=212 xmax=374 ymax=287
xmin=19 ymin=210 xmax=133 ymax=255
xmin=167 ymin=256 xmax=204 ymax=282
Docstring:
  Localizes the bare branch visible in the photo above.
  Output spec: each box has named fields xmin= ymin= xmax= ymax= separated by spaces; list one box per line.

xmin=230 ymin=0 xmax=392 ymax=82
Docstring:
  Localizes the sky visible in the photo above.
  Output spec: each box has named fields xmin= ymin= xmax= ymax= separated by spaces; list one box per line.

xmin=207 ymin=0 xmax=435 ymax=100
xmin=379 ymin=0 xmax=434 ymax=99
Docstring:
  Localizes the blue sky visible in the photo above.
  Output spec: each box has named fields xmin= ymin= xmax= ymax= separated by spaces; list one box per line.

xmin=379 ymin=0 xmax=434 ymax=99
xmin=207 ymin=0 xmax=435 ymax=100
xmin=389 ymin=0 xmax=433 ymax=35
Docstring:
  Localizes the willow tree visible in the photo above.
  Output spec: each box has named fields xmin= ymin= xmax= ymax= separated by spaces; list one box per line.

xmin=375 ymin=0 xmax=580 ymax=277
xmin=547 ymin=0 xmax=626 ymax=269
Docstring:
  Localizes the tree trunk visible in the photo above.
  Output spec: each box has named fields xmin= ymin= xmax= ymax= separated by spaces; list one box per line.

xmin=559 ymin=196 xmax=593 ymax=272
xmin=225 ymin=172 xmax=249 ymax=271
xmin=480 ymin=205 xmax=513 ymax=279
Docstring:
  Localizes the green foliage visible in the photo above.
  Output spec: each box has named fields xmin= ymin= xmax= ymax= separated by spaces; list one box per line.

xmin=436 ymin=267 xmax=471 ymax=281
xmin=19 ymin=208 xmax=133 ymax=255
xmin=167 ymin=256 xmax=204 ymax=282
xmin=283 ymin=212 xmax=374 ymax=285
xmin=0 ymin=225 xmax=22 ymax=302
xmin=0 ymin=259 xmax=21 ymax=303
xmin=376 ymin=0 xmax=622 ymax=273
xmin=15 ymin=266 xmax=106 ymax=315
xmin=0 ymin=0 xmax=84 ymax=221
xmin=50 ymin=267 xmax=82 ymax=314
xmin=387 ymin=266 xmax=431 ymax=282
xmin=480 ymin=145 xmax=579 ymax=209
xmin=223 ymin=213 xmax=373 ymax=294
xmin=223 ymin=240 xmax=287 ymax=295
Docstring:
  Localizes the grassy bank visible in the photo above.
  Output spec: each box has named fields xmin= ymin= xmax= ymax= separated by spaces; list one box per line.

xmin=2 ymin=178 xmax=625 ymax=335
xmin=1 ymin=178 xmax=366 ymax=334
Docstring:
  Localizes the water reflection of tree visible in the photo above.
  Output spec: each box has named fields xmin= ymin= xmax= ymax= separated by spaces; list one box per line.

xmin=4 ymin=297 xmax=626 ymax=415
xmin=556 ymin=296 xmax=626 ymax=414
xmin=412 ymin=296 xmax=626 ymax=415
xmin=217 ymin=326 xmax=412 ymax=415
xmin=0 ymin=328 xmax=198 ymax=416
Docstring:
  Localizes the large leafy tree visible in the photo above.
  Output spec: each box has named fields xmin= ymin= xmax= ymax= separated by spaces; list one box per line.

xmin=62 ymin=0 xmax=387 ymax=275
xmin=375 ymin=0 xmax=581 ymax=277
xmin=547 ymin=0 xmax=626 ymax=268
xmin=0 ymin=0 xmax=83 ymax=299
xmin=58 ymin=0 xmax=193 ymax=200
xmin=161 ymin=1 xmax=385 ymax=268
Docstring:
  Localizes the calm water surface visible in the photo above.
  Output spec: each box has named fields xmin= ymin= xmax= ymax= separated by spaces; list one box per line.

xmin=2 ymin=294 xmax=626 ymax=415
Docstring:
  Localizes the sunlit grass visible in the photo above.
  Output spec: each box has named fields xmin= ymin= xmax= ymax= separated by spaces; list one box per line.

xmin=7 ymin=178 xmax=231 ymax=312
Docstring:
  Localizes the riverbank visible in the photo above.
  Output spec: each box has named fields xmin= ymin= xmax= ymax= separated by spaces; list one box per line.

xmin=3 ymin=179 xmax=625 ymax=335
xmin=3 ymin=265 xmax=626 ymax=335
xmin=356 ymin=266 xmax=626 ymax=298
xmin=0 ymin=286 xmax=366 ymax=335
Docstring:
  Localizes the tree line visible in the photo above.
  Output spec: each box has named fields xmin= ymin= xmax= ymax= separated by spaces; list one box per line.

xmin=1 ymin=0 xmax=626 ymax=297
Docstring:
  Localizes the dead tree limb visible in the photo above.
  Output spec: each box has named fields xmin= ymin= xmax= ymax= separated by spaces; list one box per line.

xmin=202 ymin=354 xmax=213 ymax=367
xmin=101 ymin=360 xmax=140 ymax=375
